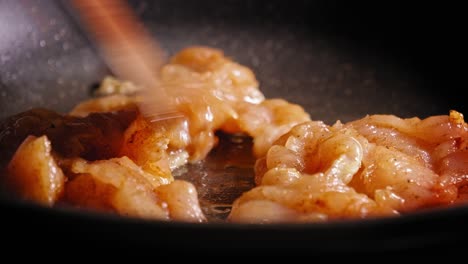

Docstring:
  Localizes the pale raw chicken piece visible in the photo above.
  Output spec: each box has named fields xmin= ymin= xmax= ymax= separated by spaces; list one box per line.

xmin=347 ymin=110 xmax=468 ymax=145
xmin=346 ymin=110 xmax=468 ymax=208
xmin=66 ymin=157 xmax=170 ymax=220
xmin=160 ymin=46 xmax=265 ymax=161
xmin=169 ymin=46 xmax=264 ymax=105
xmin=65 ymin=157 xmax=206 ymax=221
xmin=437 ymin=150 xmax=468 ymax=202
xmin=228 ymin=199 xmax=307 ymax=223
xmin=234 ymin=99 xmax=311 ymax=158
xmin=229 ymin=122 xmax=396 ymax=223
xmin=230 ymin=111 xmax=468 ymax=222
xmin=156 ymin=180 xmax=206 ymax=223
xmin=257 ymin=121 xmax=363 ymax=184
xmin=230 ymin=168 xmax=396 ymax=223
xmin=350 ymin=145 xmax=447 ymax=211
xmin=396 ymin=111 xmax=468 ymax=197
xmin=345 ymin=122 xmax=433 ymax=166
xmin=6 ymin=135 xmax=65 ymax=206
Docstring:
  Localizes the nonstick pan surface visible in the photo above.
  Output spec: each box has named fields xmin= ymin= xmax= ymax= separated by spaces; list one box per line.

xmin=0 ymin=0 xmax=466 ymax=255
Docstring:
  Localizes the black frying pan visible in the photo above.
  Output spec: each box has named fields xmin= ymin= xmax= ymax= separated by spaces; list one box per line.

xmin=0 ymin=0 xmax=466 ymax=255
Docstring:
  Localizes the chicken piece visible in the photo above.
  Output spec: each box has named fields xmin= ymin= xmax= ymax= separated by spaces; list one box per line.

xmin=156 ymin=180 xmax=206 ymax=223
xmin=350 ymin=145 xmax=445 ymax=211
xmin=346 ymin=110 xmax=468 ymax=208
xmin=234 ymin=99 xmax=311 ymax=158
xmin=120 ymin=115 xmax=190 ymax=185
xmin=230 ymin=110 xmax=468 ymax=222
xmin=230 ymin=168 xmax=396 ymax=223
xmin=169 ymin=46 xmax=264 ymax=105
xmin=65 ymin=156 xmax=206 ymax=221
xmin=65 ymin=157 xmax=169 ymax=220
xmin=230 ymin=122 xmax=395 ymax=222
xmin=228 ymin=199 xmax=308 ymax=223
xmin=159 ymin=46 xmax=266 ymax=161
xmin=120 ymin=116 xmax=174 ymax=187
xmin=5 ymin=135 xmax=65 ymax=206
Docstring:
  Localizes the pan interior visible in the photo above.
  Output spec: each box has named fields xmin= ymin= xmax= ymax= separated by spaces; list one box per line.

xmin=0 ymin=0 xmax=464 ymax=223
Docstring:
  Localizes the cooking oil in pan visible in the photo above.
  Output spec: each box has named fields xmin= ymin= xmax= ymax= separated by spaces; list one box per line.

xmin=173 ymin=132 xmax=256 ymax=222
